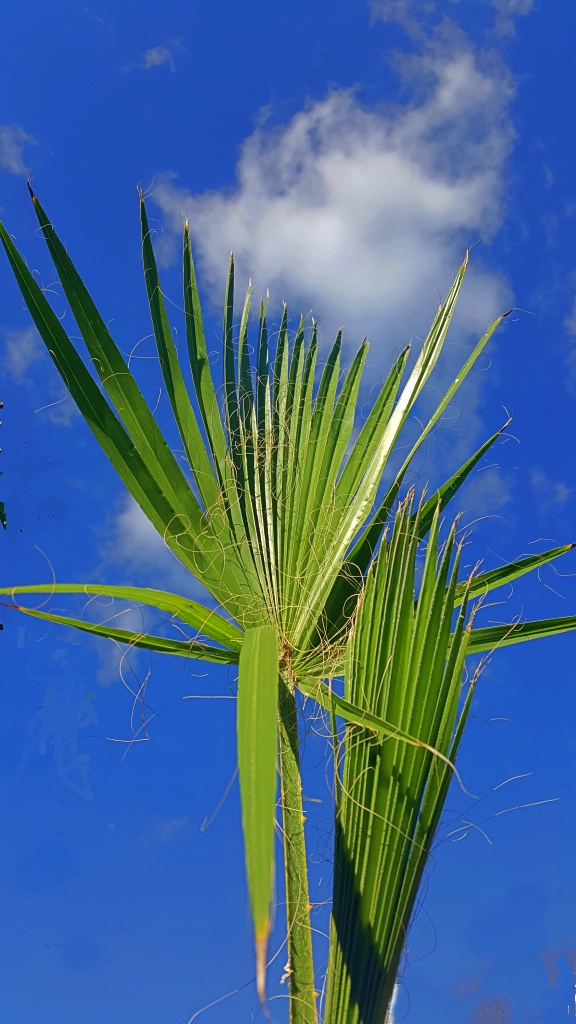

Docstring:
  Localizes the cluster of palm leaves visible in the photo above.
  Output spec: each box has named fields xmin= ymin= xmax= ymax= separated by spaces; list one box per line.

xmin=1 ymin=188 xmax=574 ymax=1024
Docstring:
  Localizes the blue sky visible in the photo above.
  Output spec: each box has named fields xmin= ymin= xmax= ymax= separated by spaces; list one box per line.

xmin=1 ymin=2 xmax=576 ymax=1022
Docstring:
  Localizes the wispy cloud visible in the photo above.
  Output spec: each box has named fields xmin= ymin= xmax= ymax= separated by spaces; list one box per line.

xmin=530 ymin=467 xmax=572 ymax=512
xmin=143 ymin=46 xmax=175 ymax=71
xmin=0 ymin=123 xmax=35 ymax=176
xmin=122 ymin=40 xmax=183 ymax=74
xmin=139 ymin=816 xmax=189 ymax=846
xmin=152 ymin=30 xmax=513 ymax=353
xmin=99 ymin=493 xmax=211 ymax=600
xmin=100 ymin=494 xmax=185 ymax=584
xmin=4 ymin=327 xmax=44 ymax=378
xmin=470 ymin=995 xmax=512 ymax=1023
xmin=90 ymin=603 xmax=149 ymax=688
xmin=489 ymin=0 xmax=535 ymax=37
xmin=460 ymin=466 xmax=512 ymax=521
xmin=3 ymin=327 xmax=78 ymax=425
xmin=370 ymin=0 xmax=439 ymax=37
xmin=372 ymin=0 xmax=534 ymax=38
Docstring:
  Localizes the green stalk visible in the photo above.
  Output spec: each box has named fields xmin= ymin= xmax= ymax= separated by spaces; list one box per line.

xmin=278 ymin=674 xmax=317 ymax=1024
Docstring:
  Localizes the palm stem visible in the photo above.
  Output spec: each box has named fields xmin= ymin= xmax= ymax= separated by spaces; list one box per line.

xmin=278 ymin=675 xmax=317 ymax=1023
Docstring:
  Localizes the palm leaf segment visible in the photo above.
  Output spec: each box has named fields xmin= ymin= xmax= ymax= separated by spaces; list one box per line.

xmin=1 ymin=190 xmax=575 ymax=1019
xmin=326 ymin=495 xmax=476 ymax=1023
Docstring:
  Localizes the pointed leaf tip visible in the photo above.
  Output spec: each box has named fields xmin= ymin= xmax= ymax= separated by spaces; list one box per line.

xmin=256 ymin=931 xmax=269 ymax=1004
xmin=26 ymin=179 xmax=36 ymax=202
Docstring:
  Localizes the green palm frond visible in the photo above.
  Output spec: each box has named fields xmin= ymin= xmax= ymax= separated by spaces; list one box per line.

xmin=1 ymin=187 xmax=575 ymax=1024
xmin=325 ymin=496 xmax=474 ymax=1024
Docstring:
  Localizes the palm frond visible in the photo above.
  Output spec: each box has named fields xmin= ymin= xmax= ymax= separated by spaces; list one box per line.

xmin=324 ymin=496 xmax=474 ymax=1024
xmin=2 ymin=188 xmax=575 ymax=1024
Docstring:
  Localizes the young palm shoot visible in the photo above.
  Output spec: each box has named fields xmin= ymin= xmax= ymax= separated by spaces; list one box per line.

xmin=1 ymin=187 xmax=575 ymax=1024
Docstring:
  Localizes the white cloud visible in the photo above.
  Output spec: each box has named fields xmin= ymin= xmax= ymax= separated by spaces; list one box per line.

xmin=91 ymin=604 xmax=148 ymax=687
xmin=99 ymin=493 xmax=211 ymax=601
xmin=531 ymin=468 xmax=572 ymax=511
xmin=4 ymin=327 xmax=44 ymax=378
xmin=3 ymin=327 xmax=78 ymax=425
xmin=490 ymin=0 xmax=534 ymax=13
xmin=490 ymin=0 xmax=534 ymax=36
xmin=100 ymin=494 xmax=184 ymax=580
xmin=36 ymin=393 xmax=78 ymax=427
xmin=143 ymin=46 xmax=175 ymax=71
xmin=152 ymin=40 xmax=513 ymax=353
xmin=371 ymin=0 xmax=438 ymax=37
xmin=460 ymin=466 xmax=512 ymax=520
xmin=0 ymin=123 xmax=34 ymax=176
xmin=140 ymin=816 xmax=189 ymax=846
xmin=372 ymin=0 xmax=535 ymax=38
xmin=121 ymin=41 xmax=184 ymax=74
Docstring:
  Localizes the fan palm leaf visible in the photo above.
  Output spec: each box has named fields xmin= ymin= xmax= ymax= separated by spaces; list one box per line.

xmin=1 ymin=187 xmax=574 ymax=1024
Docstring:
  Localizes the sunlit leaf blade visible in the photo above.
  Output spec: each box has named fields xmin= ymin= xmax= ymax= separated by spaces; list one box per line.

xmin=341 ymin=308 xmax=511 ymax=588
xmin=315 ymin=384 xmax=508 ymax=649
xmin=1 ymin=602 xmax=239 ymax=664
xmin=285 ymin=329 xmax=343 ymax=619
xmin=270 ymin=305 xmax=289 ymax=543
xmin=393 ymin=306 xmax=512 ymax=484
xmin=237 ymin=624 xmax=279 ymax=1003
xmin=297 ymin=677 xmax=454 ymax=766
xmin=0 ymin=583 xmax=243 ymax=650
xmin=248 ymin=299 xmax=278 ymax=612
xmin=256 ymin=296 xmax=270 ymax=438
xmin=334 ymin=343 xmax=410 ymax=507
xmin=183 ymin=223 xmax=230 ymax=483
xmin=291 ymin=255 xmax=470 ymax=649
xmin=7 ymin=194 xmax=259 ymax=620
xmin=182 ymin=226 xmax=258 ymax=599
xmin=0 ymin=219 xmax=203 ymax=575
xmin=455 ymin=542 xmax=575 ymax=606
xmin=282 ymin=322 xmax=318 ymax=618
xmin=316 ymin=340 xmax=367 ymax=508
xmin=223 ymin=254 xmax=242 ymax=472
xmin=314 ymin=404 xmax=510 ymax=641
xmin=466 ymin=614 xmax=576 ymax=653
xmin=238 ymin=281 xmax=254 ymax=439
xmin=139 ymin=194 xmax=221 ymax=511
xmin=276 ymin=316 xmax=305 ymax=583
xmin=26 ymin=189 xmax=208 ymax=535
